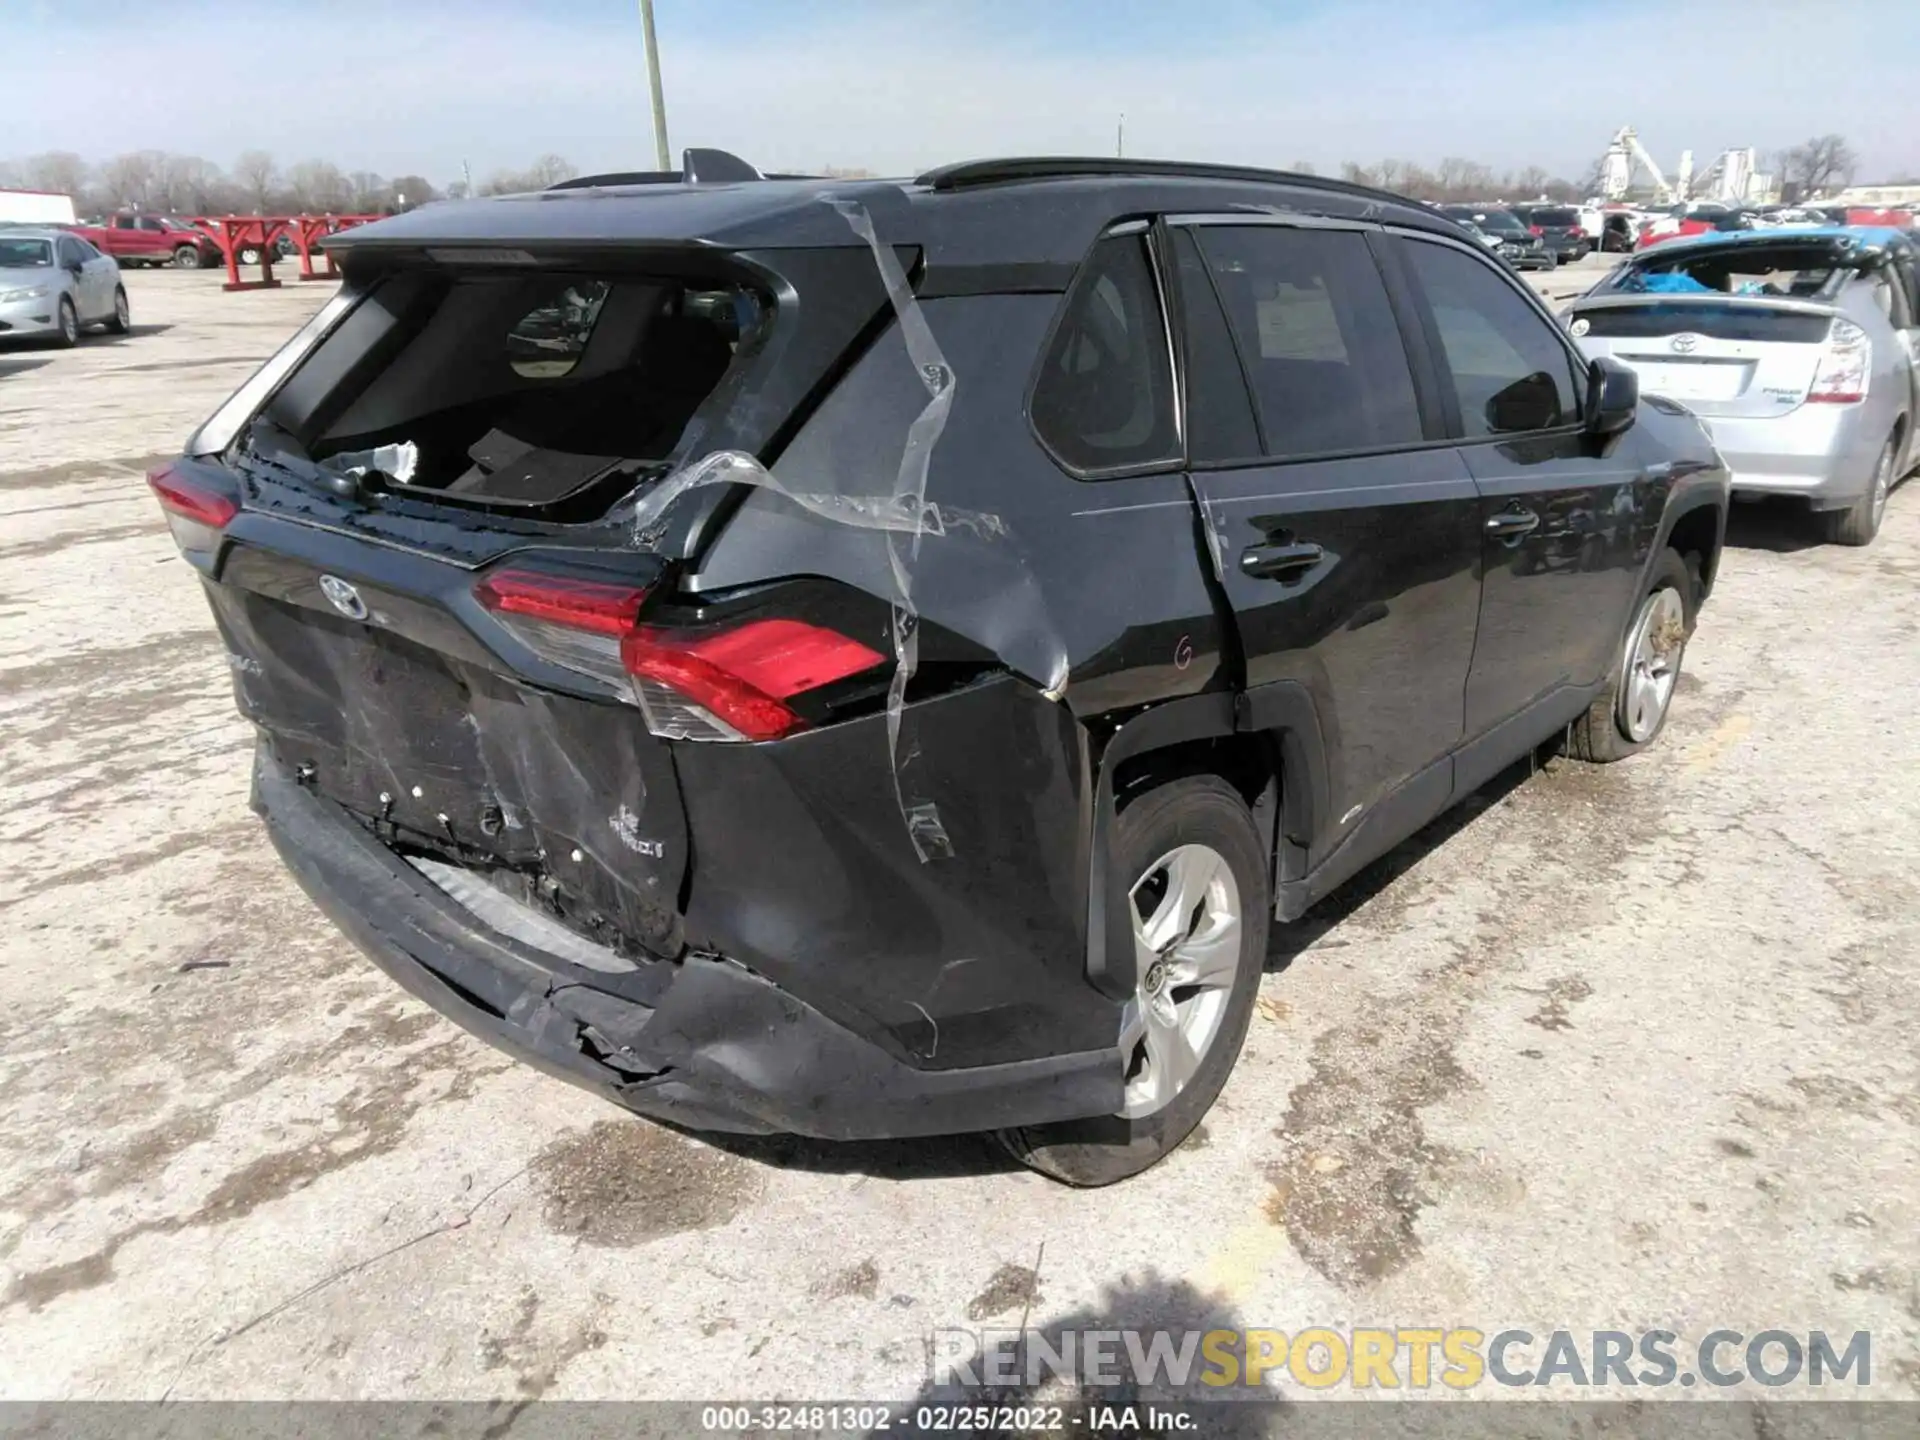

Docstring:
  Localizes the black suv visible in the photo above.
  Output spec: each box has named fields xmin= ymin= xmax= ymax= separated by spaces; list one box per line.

xmin=1510 ymin=204 xmax=1592 ymax=263
xmin=1438 ymin=206 xmax=1555 ymax=271
xmin=152 ymin=154 xmax=1728 ymax=1185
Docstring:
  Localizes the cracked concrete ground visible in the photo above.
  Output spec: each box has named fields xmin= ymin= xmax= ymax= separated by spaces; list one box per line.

xmin=1 ymin=260 xmax=1916 ymax=1403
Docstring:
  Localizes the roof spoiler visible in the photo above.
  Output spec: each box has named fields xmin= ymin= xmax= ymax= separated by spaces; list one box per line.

xmin=549 ymin=148 xmax=817 ymax=191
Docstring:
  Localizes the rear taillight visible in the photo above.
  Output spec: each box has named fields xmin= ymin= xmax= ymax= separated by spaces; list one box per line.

xmin=148 ymin=463 xmax=238 ymax=555
xmin=474 ymin=569 xmax=648 ymax=688
xmin=1528 ymin=225 xmax=1545 ymax=237
xmin=1807 ymin=319 xmax=1871 ymax=405
xmin=622 ymin=620 xmax=886 ymax=741
xmin=474 ymin=568 xmax=885 ymax=742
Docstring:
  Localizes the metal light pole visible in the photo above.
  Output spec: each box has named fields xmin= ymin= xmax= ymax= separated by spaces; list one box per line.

xmin=1117 ymin=113 xmax=1125 ymax=159
xmin=640 ymin=0 xmax=671 ymax=172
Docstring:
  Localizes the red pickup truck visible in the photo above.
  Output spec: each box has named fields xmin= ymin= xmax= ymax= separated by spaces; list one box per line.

xmin=74 ymin=214 xmax=223 ymax=269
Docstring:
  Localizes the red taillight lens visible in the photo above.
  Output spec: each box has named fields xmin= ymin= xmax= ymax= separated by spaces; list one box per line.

xmin=475 ymin=568 xmax=651 ymax=689
xmin=623 ymin=620 xmax=886 ymax=742
xmin=474 ymin=569 xmax=647 ymax=635
xmin=1806 ymin=318 xmax=1871 ymax=405
xmin=148 ymin=465 xmax=238 ymax=528
xmin=473 ymin=568 xmax=884 ymax=742
xmin=149 ymin=463 xmax=237 ymax=556
xmin=1528 ymin=225 xmax=1545 ymax=236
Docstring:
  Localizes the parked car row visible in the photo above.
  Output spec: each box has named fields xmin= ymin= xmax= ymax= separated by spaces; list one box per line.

xmin=1565 ymin=225 xmax=1920 ymax=546
xmin=146 ymin=154 xmax=1732 ymax=1185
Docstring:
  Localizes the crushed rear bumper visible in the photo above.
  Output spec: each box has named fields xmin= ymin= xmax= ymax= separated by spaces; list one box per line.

xmin=252 ymin=744 xmax=1121 ymax=1140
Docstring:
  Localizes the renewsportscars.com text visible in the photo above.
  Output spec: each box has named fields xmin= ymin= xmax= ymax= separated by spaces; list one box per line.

xmin=932 ymin=1327 xmax=1872 ymax=1390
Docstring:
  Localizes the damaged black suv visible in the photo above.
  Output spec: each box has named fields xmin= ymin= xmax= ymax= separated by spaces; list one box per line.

xmin=153 ymin=153 xmax=1728 ymax=1185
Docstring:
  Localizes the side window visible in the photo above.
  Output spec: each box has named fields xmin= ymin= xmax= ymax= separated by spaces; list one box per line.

xmin=111 ymin=216 xmax=132 ymax=230
xmin=1193 ymin=225 xmax=1423 ymax=459
xmin=1402 ymin=239 xmax=1581 ymax=438
xmin=55 ymin=238 xmax=80 ymax=268
xmin=1030 ymin=234 xmax=1179 ymax=473
xmin=505 ymin=280 xmax=611 ymax=379
xmin=1169 ymin=227 xmax=1260 ymax=463
xmin=139 ymin=217 xmax=165 ymax=232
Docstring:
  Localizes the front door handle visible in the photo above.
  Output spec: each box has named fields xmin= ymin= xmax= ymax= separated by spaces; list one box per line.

xmin=1240 ymin=540 xmax=1325 ymax=581
xmin=1485 ymin=507 xmax=1540 ymax=540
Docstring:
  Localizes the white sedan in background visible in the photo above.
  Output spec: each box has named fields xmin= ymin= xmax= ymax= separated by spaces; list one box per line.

xmin=0 ymin=227 xmax=130 ymax=347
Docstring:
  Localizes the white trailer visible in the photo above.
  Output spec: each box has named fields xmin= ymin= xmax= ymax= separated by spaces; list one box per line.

xmin=0 ymin=189 xmax=78 ymax=225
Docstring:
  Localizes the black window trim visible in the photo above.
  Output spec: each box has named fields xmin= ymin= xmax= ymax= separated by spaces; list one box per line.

xmin=1158 ymin=212 xmax=1461 ymax=473
xmin=1025 ymin=220 xmax=1188 ymax=483
xmin=1384 ymin=227 xmax=1594 ymax=447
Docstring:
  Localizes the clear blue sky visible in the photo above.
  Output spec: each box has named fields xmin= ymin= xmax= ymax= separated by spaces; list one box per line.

xmin=4 ymin=0 xmax=1915 ymax=187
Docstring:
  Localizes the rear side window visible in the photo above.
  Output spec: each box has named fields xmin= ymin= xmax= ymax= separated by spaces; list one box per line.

xmin=1030 ymin=235 xmax=1179 ymax=473
xmin=1194 ymin=225 xmax=1422 ymax=459
xmin=1402 ymin=239 xmax=1580 ymax=438
xmin=1169 ymin=227 xmax=1261 ymax=463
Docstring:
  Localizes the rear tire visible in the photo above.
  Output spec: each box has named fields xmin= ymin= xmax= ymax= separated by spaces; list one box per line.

xmin=1567 ymin=548 xmax=1695 ymax=763
xmin=993 ymin=777 xmax=1270 ymax=1187
xmin=1820 ymin=435 xmax=1896 ymax=547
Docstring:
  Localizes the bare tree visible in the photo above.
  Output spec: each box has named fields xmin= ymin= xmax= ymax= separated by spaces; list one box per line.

xmin=1372 ymin=159 xmax=1410 ymax=194
xmin=1780 ymin=135 xmax=1857 ymax=198
xmin=21 ymin=151 xmax=90 ymax=200
xmin=155 ymin=154 xmax=224 ymax=213
xmin=233 ymin=150 xmax=277 ymax=213
xmin=525 ymin=153 xmax=577 ymax=188
xmin=96 ymin=151 xmax=165 ymax=211
xmin=1510 ymin=164 xmax=1551 ymax=199
xmin=1339 ymin=161 xmax=1378 ymax=187
xmin=388 ymin=174 xmax=439 ymax=209
xmin=1286 ymin=159 xmax=1316 ymax=176
xmin=286 ymin=159 xmax=352 ymax=212
xmin=347 ymin=170 xmax=388 ymax=211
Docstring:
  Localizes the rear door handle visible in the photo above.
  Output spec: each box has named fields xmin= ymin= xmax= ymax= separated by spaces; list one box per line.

xmin=1484 ymin=507 xmax=1540 ymax=540
xmin=1240 ymin=541 xmax=1325 ymax=581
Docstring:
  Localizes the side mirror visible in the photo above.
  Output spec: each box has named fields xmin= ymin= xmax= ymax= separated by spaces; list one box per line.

xmin=1584 ymin=356 xmax=1638 ymax=437
xmin=1485 ymin=371 xmax=1564 ymax=433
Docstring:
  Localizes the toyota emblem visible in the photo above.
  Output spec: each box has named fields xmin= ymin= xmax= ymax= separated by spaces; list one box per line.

xmin=1670 ymin=333 xmax=1701 ymax=354
xmin=318 ymin=574 xmax=369 ymax=621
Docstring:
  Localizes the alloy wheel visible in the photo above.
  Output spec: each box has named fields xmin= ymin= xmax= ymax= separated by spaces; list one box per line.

xmin=1618 ymin=586 xmax=1685 ymax=743
xmin=1870 ymin=444 xmax=1893 ymax=531
xmin=1118 ymin=843 xmax=1243 ymax=1119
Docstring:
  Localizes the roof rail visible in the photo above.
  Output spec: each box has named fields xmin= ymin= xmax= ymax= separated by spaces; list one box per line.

xmin=914 ymin=156 xmax=1413 ymax=210
xmin=548 ymin=148 xmax=770 ymax=192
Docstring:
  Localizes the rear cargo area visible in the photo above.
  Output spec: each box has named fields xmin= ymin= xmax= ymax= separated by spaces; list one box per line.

xmin=239 ymin=264 xmax=765 ymax=518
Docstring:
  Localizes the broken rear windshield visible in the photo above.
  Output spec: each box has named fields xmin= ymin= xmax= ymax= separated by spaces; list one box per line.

xmin=1605 ymin=243 xmax=1856 ymax=300
xmin=242 ymin=266 xmax=772 ymax=517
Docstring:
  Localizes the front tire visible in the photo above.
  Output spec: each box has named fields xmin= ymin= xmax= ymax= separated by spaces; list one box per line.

xmin=53 ymin=296 xmax=79 ymax=348
xmin=994 ymin=777 xmax=1270 ymax=1186
xmin=172 ymin=244 xmax=202 ymax=269
xmin=107 ymin=287 xmax=131 ymax=335
xmin=1820 ymin=435 xmax=1896 ymax=547
xmin=1567 ymin=548 xmax=1695 ymax=763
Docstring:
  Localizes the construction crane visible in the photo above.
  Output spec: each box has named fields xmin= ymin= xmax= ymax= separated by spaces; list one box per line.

xmin=1601 ymin=126 xmax=1678 ymax=204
